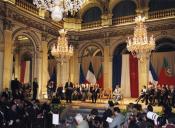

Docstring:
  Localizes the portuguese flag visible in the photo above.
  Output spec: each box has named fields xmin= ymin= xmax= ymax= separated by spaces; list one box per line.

xmin=158 ymin=58 xmax=175 ymax=85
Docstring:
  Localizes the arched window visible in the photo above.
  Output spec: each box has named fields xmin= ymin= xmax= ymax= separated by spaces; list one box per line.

xmin=149 ymin=0 xmax=175 ymax=12
xmin=155 ymin=38 xmax=175 ymax=52
xmin=112 ymin=0 xmax=136 ymax=18
xmin=82 ymin=7 xmax=102 ymax=23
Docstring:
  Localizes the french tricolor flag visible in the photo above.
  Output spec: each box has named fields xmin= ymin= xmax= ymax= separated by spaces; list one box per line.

xmin=86 ymin=62 xmax=96 ymax=84
xmin=149 ymin=62 xmax=158 ymax=85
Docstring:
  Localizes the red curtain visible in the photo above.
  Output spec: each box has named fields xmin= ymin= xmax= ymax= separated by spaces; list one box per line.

xmin=129 ymin=55 xmax=139 ymax=98
xmin=20 ymin=61 xmax=26 ymax=84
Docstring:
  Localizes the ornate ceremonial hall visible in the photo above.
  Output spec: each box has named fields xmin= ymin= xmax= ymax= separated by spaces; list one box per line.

xmin=0 ymin=0 xmax=175 ymax=128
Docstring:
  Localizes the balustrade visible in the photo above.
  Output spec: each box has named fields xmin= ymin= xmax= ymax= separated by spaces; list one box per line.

xmin=112 ymin=15 xmax=135 ymax=25
xmin=148 ymin=8 xmax=175 ymax=19
xmin=81 ymin=20 xmax=101 ymax=29
xmin=15 ymin=0 xmax=39 ymax=15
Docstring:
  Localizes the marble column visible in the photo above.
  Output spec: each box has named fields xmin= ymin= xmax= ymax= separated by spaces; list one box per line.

xmin=138 ymin=58 xmax=149 ymax=93
xmin=103 ymin=42 xmax=112 ymax=90
xmin=71 ymin=46 xmax=79 ymax=83
xmin=41 ymin=39 xmax=48 ymax=94
xmin=62 ymin=61 xmax=69 ymax=84
xmin=14 ymin=53 xmax=20 ymax=79
xmin=36 ymin=52 xmax=42 ymax=99
xmin=2 ymin=26 xmax=13 ymax=89
xmin=57 ymin=63 xmax=61 ymax=85
xmin=57 ymin=59 xmax=69 ymax=86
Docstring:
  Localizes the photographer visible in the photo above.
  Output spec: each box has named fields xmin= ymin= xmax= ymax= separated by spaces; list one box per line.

xmin=86 ymin=108 xmax=99 ymax=127
xmin=162 ymin=105 xmax=175 ymax=125
xmin=109 ymin=107 xmax=125 ymax=128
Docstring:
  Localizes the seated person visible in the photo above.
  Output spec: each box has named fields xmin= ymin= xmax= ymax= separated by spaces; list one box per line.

xmin=113 ymin=86 xmax=122 ymax=102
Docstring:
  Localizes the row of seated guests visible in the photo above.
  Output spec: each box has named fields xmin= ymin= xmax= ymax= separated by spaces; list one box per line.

xmin=47 ymin=81 xmax=101 ymax=103
xmin=136 ymin=84 xmax=175 ymax=107
xmin=1 ymin=89 xmax=175 ymax=128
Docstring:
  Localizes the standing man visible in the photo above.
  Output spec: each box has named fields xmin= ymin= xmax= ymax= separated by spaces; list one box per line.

xmin=32 ymin=78 xmax=38 ymax=100
xmin=11 ymin=78 xmax=20 ymax=98
xmin=65 ymin=79 xmax=73 ymax=103
xmin=91 ymin=84 xmax=100 ymax=103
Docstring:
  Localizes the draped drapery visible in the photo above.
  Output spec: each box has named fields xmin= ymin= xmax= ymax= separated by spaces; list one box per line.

xmin=129 ymin=55 xmax=139 ymax=98
xmin=81 ymin=56 xmax=102 ymax=77
xmin=112 ymin=55 xmax=122 ymax=90
xmin=48 ymin=59 xmax=57 ymax=78
xmin=20 ymin=61 xmax=30 ymax=84
xmin=121 ymin=54 xmax=131 ymax=97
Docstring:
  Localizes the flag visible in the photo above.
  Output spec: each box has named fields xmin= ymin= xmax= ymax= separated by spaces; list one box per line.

xmin=97 ymin=64 xmax=103 ymax=88
xmin=79 ymin=64 xmax=85 ymax=84
xmin=129 ymin=54 xmax=139 ymax=98
xmin=149 ymin=62 xmax=158 ymax=85
xmin=158 ymin=58 xmax=175 ymax=85
xmin=50 ymin=67 xmax=57 ymax=83
xmin=20 ymin=61 xmax=30 ymax=84
xmin=121 ymin=54 xmax=131 ymax=97
xmin=86 ymin=62 xmax=96 ymax=84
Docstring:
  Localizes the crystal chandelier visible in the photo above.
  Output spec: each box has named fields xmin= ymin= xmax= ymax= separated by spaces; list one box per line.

xmin=127 ymin=16 xmax=155 ymax=61
xmin=33 ymin=0 xmax=84 ymax=21
xmin=51 ymin=29 xmax=73 ymax=63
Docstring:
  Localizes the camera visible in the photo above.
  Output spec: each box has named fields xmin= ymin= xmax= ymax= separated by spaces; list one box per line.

xmin=147 ymin=111 xmax=166 ymax=126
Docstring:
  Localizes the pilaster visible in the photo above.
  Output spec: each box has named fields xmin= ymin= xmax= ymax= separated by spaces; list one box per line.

xmin=103 ymin=40 xmax=112 ymax=91
xmin=71 ymin=45 xmax=79 ymax=83
xmin=14 ymin=53 xmax=20 ymax=79
xmin=2 ymin=20 xmax=13 ymax=89
xmin=36 ymin=52 xmax=42 ymax=99
xmin=57 ymin=59 xmax=69 ymax=86
xmin=41 ymin=33 xmax=49 ymax=95
xmin=57 ymin=63 xmax=61 ymax=85
xmin=101 ymin=13 xmax=113 ymax=26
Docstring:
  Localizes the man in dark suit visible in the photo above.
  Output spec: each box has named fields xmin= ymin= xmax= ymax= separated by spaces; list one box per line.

xmin=91 ymin=85 xmax=100 ymax=103
xmin=65 ymin=80 xmax=73 ymax=103
xmin=32 ymin=78 xmax=38 ymax=100
xmin=11 ymin=78 xmax=20 ymax=98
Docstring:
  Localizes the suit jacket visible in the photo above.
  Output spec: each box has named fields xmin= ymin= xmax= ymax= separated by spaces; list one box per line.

xmin=33 ymin=81 xmax=38 ymax=90
xmin=65 ymin=82 xmax=73 ymax=94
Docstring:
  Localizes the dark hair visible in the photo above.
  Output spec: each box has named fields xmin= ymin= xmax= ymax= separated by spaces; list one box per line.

xmin=90 ymin=108 xmax=98 ymax=116
xmin=147 ymin=104 xmax=153 ymax=112
xmin=103 ymin=109 xmax=112 ymax=120
xmin=133 ymin=104 xmax=142 ymax=111
xmin=114 ymin=107 xmax=120 ymax=113
xmin=108 ymin=100 xmax=114 ymax=107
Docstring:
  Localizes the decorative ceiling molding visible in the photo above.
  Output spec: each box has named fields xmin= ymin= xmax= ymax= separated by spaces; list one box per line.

xmin=0 ymin=1 xmax=61 ymax=36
